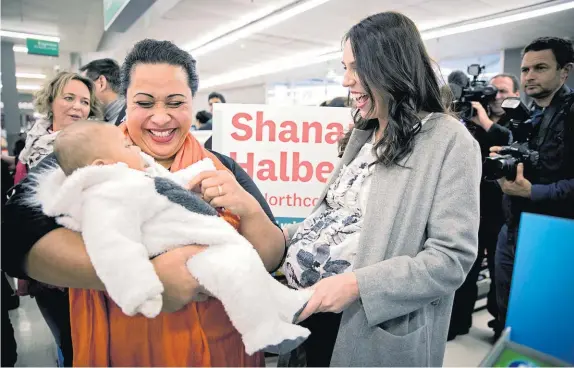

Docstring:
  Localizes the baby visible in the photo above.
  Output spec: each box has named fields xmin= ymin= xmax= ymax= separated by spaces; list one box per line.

xmin=27 ymin=122 xmax=312 ymax=355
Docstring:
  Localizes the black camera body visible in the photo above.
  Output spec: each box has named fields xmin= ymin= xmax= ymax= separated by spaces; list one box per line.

xmin=482 ymin=97 xmax=540 ymax=180
xmin=452 ymin=64 xmax=498 ymax=122
xmin=483 ymin=143 xmax=540 ymax=181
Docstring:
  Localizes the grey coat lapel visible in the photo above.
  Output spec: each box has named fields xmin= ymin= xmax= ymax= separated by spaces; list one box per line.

xmin=312 ymin=129 xmax=372 ymax=211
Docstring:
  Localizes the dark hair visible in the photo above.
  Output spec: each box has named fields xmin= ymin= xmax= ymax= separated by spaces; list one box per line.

xmin=439 ymin=84 xmax=455 ymax=108
xmin=523 ymin=37 xmax=574 ymax=69
xmin=345 ymin=12 xmax=445 ymax=167
xmin=121 ymin=39 xmax=199 ymax=97
xmin=208 ymin=92 xmax=226 ymax=103
xmin=79 ymin=58 xmax=121 ymax=93
xmin=337 ymin=128 xmax=353 ymax=158
xmin=195 ymin=110 xmax=212 ymax=125
xmin=490 ymin=73 xmax=520 ymax=93
xmin=327 ymin=96 xmax=350 ymax=107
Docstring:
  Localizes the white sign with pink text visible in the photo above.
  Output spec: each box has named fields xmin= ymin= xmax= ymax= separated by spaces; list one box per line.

xmin=212 ymin=104 xmax=353 ymax=226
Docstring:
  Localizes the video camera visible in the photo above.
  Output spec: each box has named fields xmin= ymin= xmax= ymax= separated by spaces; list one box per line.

xmin=483 ymin=97 xmax=539 ymax=180
xmin=451 ymin=64 xmax=498 ymax=123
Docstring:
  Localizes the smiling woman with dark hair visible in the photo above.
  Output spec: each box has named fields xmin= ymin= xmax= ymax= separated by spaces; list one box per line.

xmin=281 ymin=12 xmax=481 ymax=367
xmin=3 ymin=39 xmax=284 ymax=367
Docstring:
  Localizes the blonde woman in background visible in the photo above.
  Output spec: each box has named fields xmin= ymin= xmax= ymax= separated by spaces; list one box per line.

xmin=16 ymin=72 xmax=102 ymax=177
xmin=13 ymin=71 xmax=101 ymax=366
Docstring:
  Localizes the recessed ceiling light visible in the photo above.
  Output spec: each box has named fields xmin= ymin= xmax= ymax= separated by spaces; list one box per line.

xmin=421 ymin=0 xmax=574 ymax=39
xmin=13 ymin=45 xmax=28 ymax=53
xmin=17 ymin=84 xmax=42 ymax=91
xmin=199 ymin=1 xmax=574 ymax=89
xmin=1 ymin=30 xmax=60 ymax=43
xmin=200 ymin=48 xmax=341 ymax=90
xmin=16 ymin=73 xmax=46 ymax=79
xmin=185 ymin=0 xmax=332 ymax=58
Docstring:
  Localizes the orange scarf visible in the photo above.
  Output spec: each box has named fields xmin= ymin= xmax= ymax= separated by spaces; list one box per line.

xmin=69 ymin=131 xmax=263 ymax=366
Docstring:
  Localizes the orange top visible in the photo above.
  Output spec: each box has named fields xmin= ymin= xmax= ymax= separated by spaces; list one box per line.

xmin=69 ymin=132 xmax=264 ymax=366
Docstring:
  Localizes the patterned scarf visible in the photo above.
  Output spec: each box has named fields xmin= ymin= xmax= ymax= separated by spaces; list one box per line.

xmin=18 ymin=118 xmax=57 ymax=168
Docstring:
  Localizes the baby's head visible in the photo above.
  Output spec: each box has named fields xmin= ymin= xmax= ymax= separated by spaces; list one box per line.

xmin=54 ymin=121 xmax=146 ymax=176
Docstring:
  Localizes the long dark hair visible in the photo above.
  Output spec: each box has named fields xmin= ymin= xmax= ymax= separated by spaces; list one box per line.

xmin=345 ymin=12 xmax=445 ymax=166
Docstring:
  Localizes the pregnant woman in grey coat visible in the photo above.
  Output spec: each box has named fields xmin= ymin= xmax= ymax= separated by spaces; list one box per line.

xmin=281 ymin=12 xmax=482 ymax=367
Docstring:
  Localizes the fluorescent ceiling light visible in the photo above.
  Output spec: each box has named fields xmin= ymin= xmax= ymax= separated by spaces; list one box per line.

xmin=421 ymin=1 xmax=574 ymax=40
xmin=17 ymin=84 xmax=42 ymax=91
xmin=13 ymin=45 xmax=28 ymax=53
xmin=16 ymin=72 xmax=46 ymax=79
xmin=200 ymin=47 xmax=341 ymax=90
xmin=186 ymin=0 xmax=332 ymax=58
xmin=1 ymin=30 xmax=60 ymax=43
xmin=200 ymin=1 xmax=573 ymax=89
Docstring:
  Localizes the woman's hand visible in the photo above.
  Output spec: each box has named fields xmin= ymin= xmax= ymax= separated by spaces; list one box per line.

xmin=296 ymin=272 xmax=360 ymax=323
xmin=187 ymin=170 xmax=261 ymax=218
xmin=187 ymin=169 xmax=285 ymax=271
xmin=151 ymin=245 xmax=208 ymax=313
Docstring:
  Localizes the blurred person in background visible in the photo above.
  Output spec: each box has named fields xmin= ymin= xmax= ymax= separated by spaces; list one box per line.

xmin=280 ymin=12 xmax=480 ymax=367
xmin=1 ymin=133 xmax=28 ymax=171
xmin=1 ymin=272 xmax=18 ymax=367
xmin=208 ymin=91 xmax=226 ymax=113
xmin=196 ymin=110 xmax=213 ymax=130
xmin=3 ymin=39 xmax=284 ymax=367
xmin=204 ymin=92 xmax=226 ymax=149
xmin=440 ymin=83 xmax=455 ymax=108
xmin=326 ymin=96 xmax=350 ymax=108
xmin=448 ymin=73 xmax=520 ymax=341
xmin=80 ymin=58 xmax=126 ymax=125
xmin=10 ymin=71 xmax=102 ymax=366
xmin=2 ymin=153 xmax=18 ymax=366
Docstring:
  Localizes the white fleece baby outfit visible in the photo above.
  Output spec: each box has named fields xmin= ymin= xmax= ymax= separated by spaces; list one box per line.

xmin=26 ymin=154 xmax=312 ymax=355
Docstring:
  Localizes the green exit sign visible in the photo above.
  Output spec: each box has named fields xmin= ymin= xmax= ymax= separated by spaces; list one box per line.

xmin=26 ymin=38 xmax=59 ymax=57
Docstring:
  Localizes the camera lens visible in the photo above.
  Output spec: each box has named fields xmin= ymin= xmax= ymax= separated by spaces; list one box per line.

xmin=483 ymin=155 xmax=518 ymax=180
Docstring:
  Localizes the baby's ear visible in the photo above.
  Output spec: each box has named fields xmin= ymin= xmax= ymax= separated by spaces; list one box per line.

xmin=92 ymin=159 xmax=110 ymax=166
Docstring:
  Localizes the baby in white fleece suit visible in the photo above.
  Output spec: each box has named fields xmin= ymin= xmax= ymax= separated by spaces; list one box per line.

xmin=27 ymin=122 xmax=312 ymax=355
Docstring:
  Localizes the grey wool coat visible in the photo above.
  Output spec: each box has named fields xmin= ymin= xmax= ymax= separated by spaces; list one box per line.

xmin=286 ymin=113 xmax=481 ymax=367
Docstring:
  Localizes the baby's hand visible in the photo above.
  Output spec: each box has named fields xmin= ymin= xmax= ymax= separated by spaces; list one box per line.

xmin=137 ymin=294 xmax=163 ymax=318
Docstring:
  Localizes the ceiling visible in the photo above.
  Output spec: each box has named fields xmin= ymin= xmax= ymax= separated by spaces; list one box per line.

xmin=1 ymin=0 xmax=104 ymax=89
xmin=1 ymin=0 xmax=573 ymax=93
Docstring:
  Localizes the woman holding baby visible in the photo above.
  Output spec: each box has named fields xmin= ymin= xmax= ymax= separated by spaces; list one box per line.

xmin=3 ymin=40 xmax=285 ymax=366
xmin=4 ymin=12 xmax=482 ymax=368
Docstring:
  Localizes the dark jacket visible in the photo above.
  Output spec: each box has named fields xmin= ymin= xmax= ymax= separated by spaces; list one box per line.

xmin=505 ymin=85 xmax=574 ymax=228
xmin=198 ymin=122 xmax=213 ymax=131
xmin=469 ymin=116 xmax=512 ymax=228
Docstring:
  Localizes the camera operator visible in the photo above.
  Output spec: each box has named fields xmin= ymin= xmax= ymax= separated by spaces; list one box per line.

xmin=470 ymin=74 xmax=521 ymax=145
xmin=448 ymin=73 xmax=519 ymax=341
xmin=491 ymin=37 xmax=574 ymax=327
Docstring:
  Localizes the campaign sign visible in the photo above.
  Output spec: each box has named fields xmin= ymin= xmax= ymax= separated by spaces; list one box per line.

xmin=212 ymin=104 xmax=353 ymax=226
